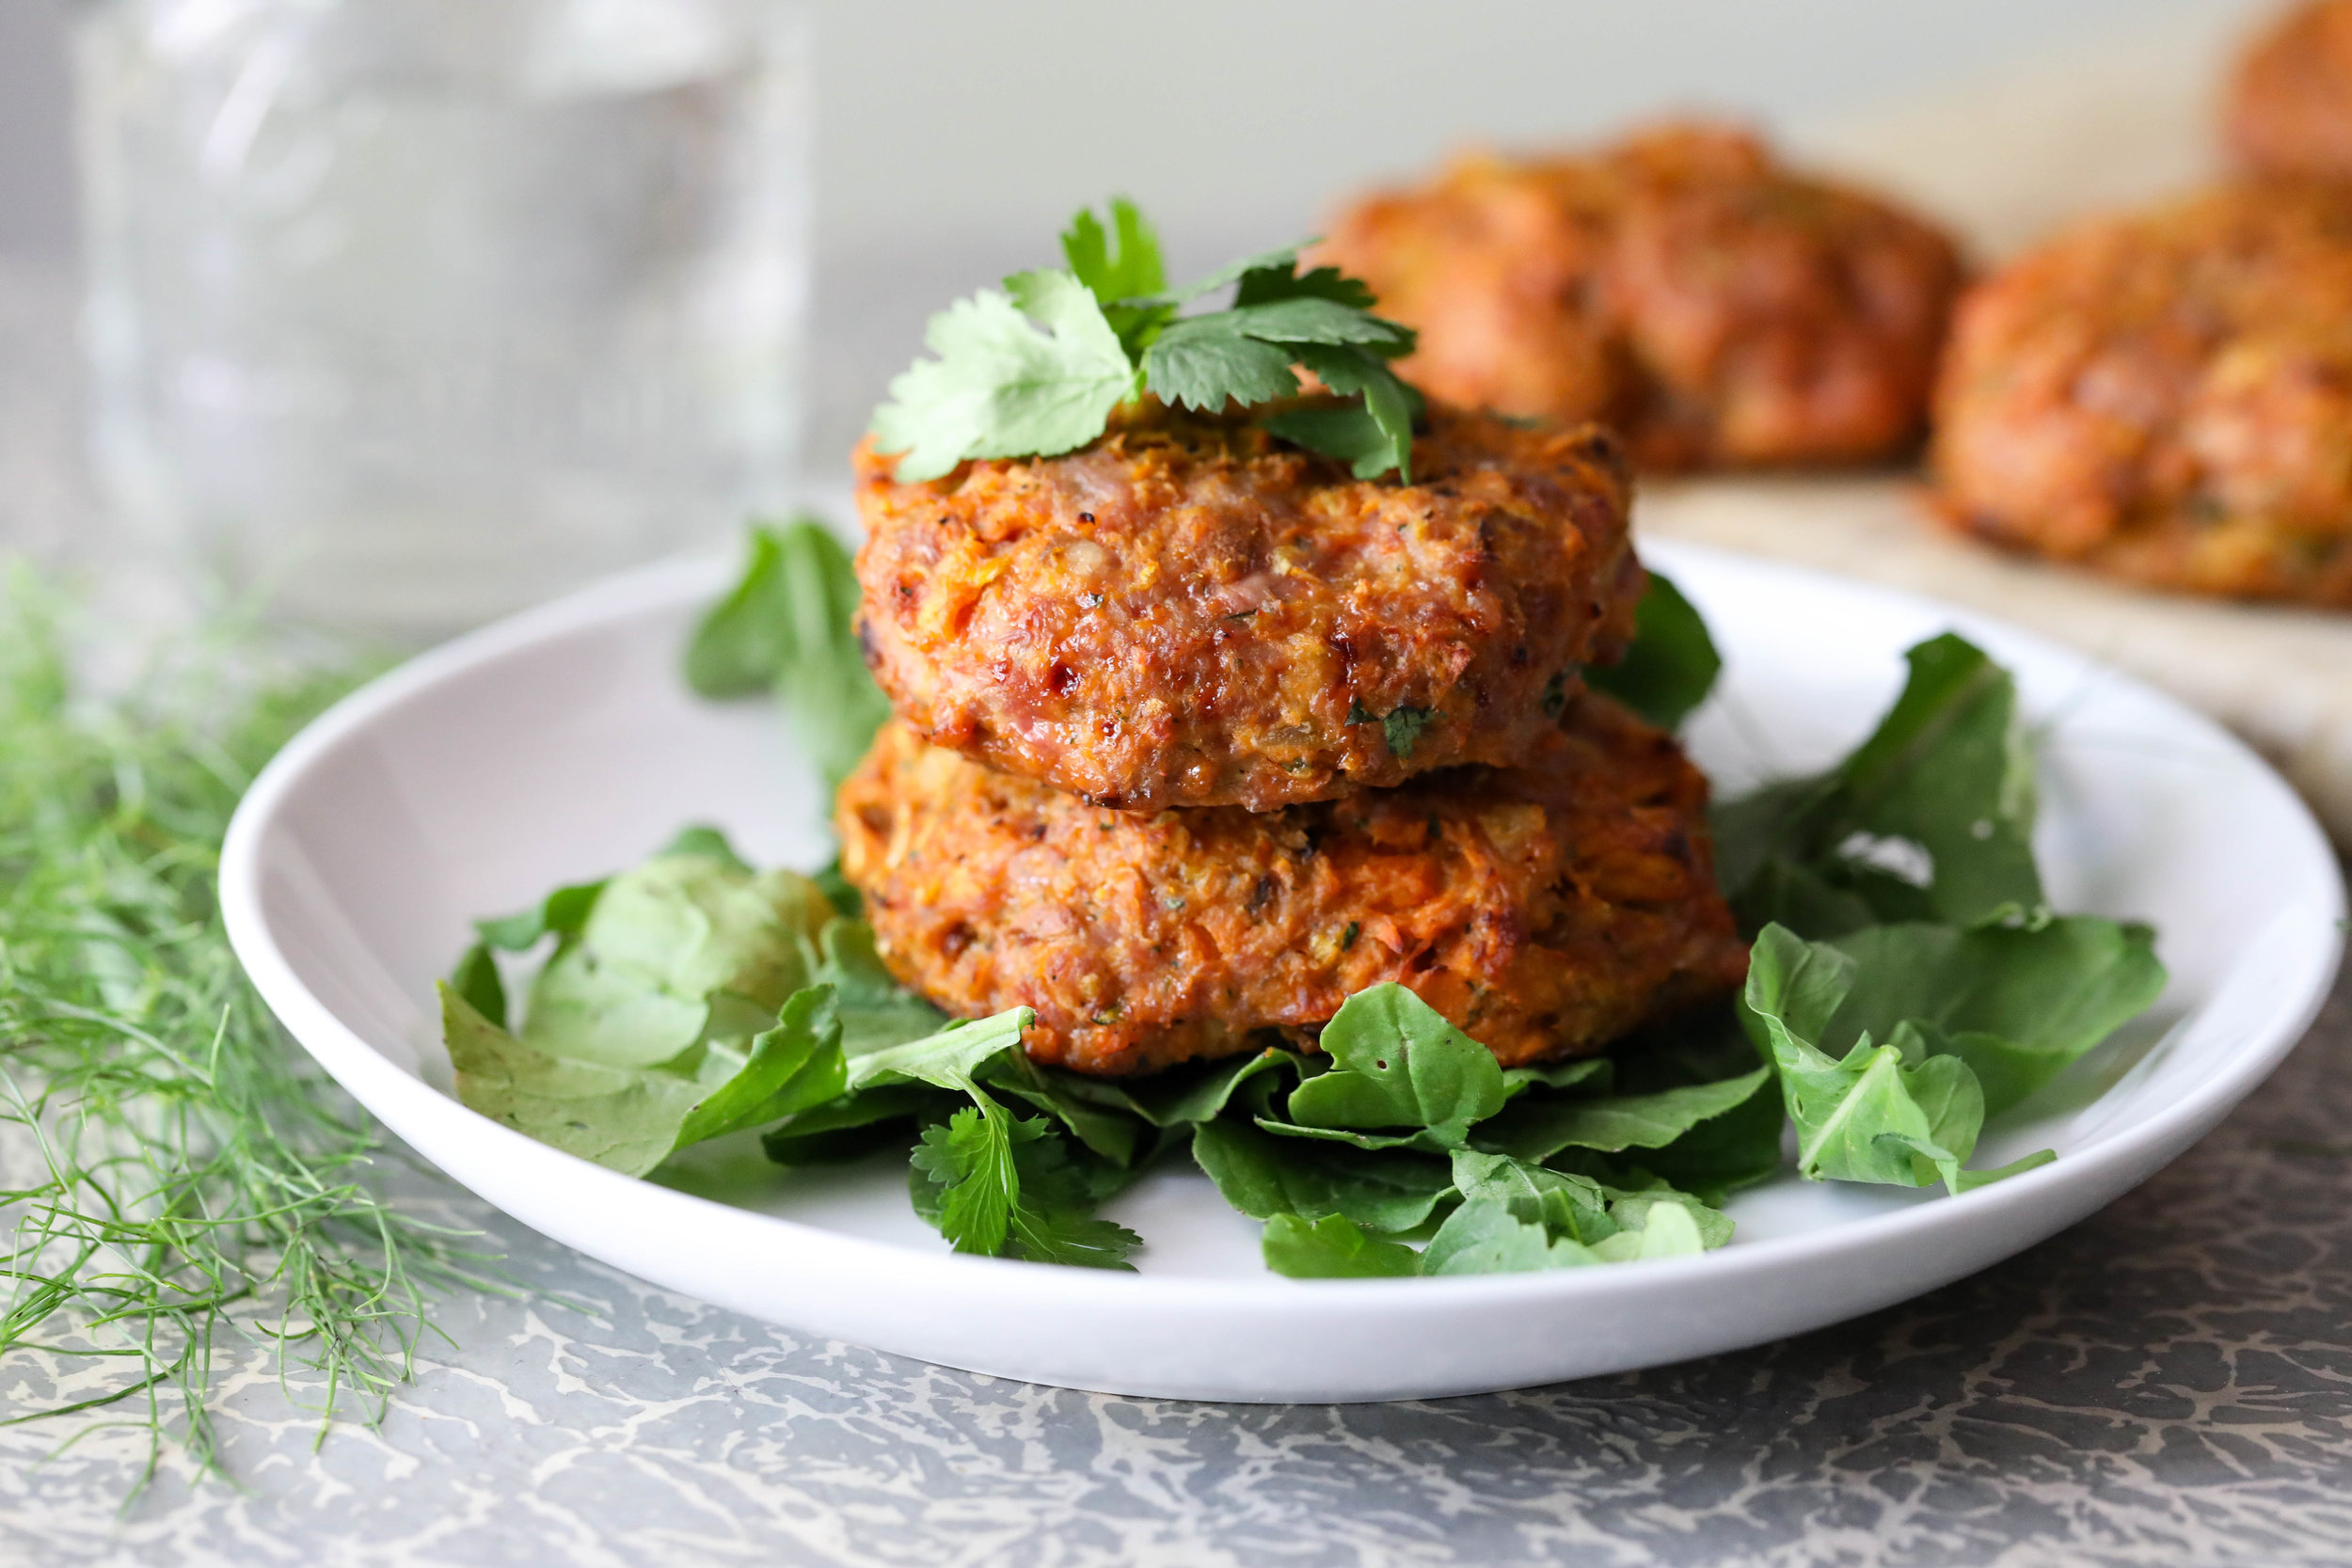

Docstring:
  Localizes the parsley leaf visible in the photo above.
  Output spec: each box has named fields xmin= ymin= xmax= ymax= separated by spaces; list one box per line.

xmin=869 ymin=201 xmax=1424 ymax=483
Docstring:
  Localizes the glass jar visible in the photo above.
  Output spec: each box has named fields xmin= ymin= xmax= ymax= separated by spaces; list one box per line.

xmin=73 ymin=0 xmax=809 ymax=639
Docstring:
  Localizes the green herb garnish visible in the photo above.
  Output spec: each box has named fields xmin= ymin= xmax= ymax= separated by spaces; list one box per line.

xmin=870 ymin=198 xmax=1424 ymax=484
xmin=0 ymin=572 xmax=502 ymax=1484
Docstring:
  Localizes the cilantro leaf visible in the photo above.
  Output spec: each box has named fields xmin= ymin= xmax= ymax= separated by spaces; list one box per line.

xmin=869 ymin=278 xmax=1139 ymax=483
xmin=1586 ymin=571 xmax=1722 ymax=730
xmin=1060 ymin=197 xmax=1166 ymax=304
xmin=870 ymin=203 xmax=1425 ymax=483
xmin=909 ymin=1100 xmax=1140 ymax=1268
xmin=1261 ymin=1213 xmax=1420 ymax=1278
xmin=685 ymin=521 xmax=891 ymax=789
xmin=1235 ymin=261 xmax=1376 ymax=310
xmin=1744 ymin=925 xmax=2056 ymax=1194
xmin=1284 ymin=983 xmax=1509 ymax=1143
xmin=1139 ymin=318 xmax=1301 ymax=411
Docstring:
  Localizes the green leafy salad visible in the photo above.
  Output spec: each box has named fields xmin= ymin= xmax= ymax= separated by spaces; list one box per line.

xmin=440 ymin=519 xmax=2167 ymax=1279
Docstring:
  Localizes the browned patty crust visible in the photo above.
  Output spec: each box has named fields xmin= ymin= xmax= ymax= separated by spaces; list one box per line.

xmin=2227 ymin=1 xmax=2352 ymax=178
xmin=1313 ymin=121 xmax=1965 ymax=471
xmin=835 ymin=694 xmax=1749 ymax=1077
xmin=855 ymin=401 xmax=1643 ymax=814
xmin=1931 ymin=182 xmax=2352 ymax=607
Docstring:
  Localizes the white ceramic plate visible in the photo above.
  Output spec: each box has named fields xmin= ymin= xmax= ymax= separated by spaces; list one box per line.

xmin=220 ymin=540 xmax=2345 ymax=1403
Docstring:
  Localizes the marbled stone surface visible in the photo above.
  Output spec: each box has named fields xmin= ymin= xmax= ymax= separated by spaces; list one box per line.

xmin=6 ymin=960 xmax=2350 ymax=1567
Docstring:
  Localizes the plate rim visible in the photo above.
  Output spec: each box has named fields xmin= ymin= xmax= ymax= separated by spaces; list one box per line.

xmin=219 ymin=538 xmax=2348 ymax=1316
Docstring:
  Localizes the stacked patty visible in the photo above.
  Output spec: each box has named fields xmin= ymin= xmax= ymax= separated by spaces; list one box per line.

xmin=1312 ymin=122 xmax=1965 ymax=471
xmin=840 ymin=400 xmax=1748 ymax=1076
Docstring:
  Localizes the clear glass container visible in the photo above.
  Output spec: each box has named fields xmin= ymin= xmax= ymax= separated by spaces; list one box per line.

xmin=72 ymin=0 xmax=808 ymax=639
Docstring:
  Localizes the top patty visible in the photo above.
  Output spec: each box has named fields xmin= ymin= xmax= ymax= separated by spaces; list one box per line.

xmin=2227 ymin=0 xmax=2352 ymax=179
xmin=855 ymin=399 xmax=1642 ymax=813
xmin=1312 ymin=122 xmax=1965 ymax=471
xmin=1931 ymin=181 xmax=2352 ymax=607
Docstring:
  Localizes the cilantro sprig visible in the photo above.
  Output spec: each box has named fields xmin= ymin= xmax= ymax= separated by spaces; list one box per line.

xmin=870 ymin=198 xmax=1425 ymax=484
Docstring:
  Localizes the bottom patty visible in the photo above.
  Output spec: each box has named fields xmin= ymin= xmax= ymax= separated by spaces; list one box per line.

xmin=835 ymin=694 xmax=1749 ymax=1076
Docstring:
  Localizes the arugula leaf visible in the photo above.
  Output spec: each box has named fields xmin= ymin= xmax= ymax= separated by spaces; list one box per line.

xmin=1606 ymin=1079 xmax=1789 ymax=1206
xmin=1418 ymin=1198 xmax=1597 ymax=1275
xmin=519 ymin=854 xmax=833 ymax=1069
xmin=1414 ymin=1151 xmax=1726 ymax=1275
xmin=475 ymin=879 xmax=606 ymax=953
xmin=1715 ymin=634 xmax=2044 ymax=938
xmin=1284 ymin=984 xmax=1508 ymax=1143
xmin=1261 ymin=1213 xmax=1420 ymax=1278
xmin=686 ymin=520 xmax=894 ymax=788
xmin=449 ymin=942 xmax=508 ymax=1031
xmin=444 ymin=983 xmax=848 ymax=1179
xmin=980 ymin=1051 xmax=1145 ymax=1165
xmin=1586 ymin=571 xmax=1722 ymax=730
xmin=1191 ymin=1119 xmax=1454 ymax=1232
xmin=660 ymin=823 xmax=755 ymax=873
xmin=760 ymin=1081 xmax=950 ymax=1164
xmin=1820 ymin=918 xmax=2166 ymax=1117
xmin=1502 ymin=1057 xmax=1613 ymax=1097
xmin=671 ymin=986 xmax=850 ymax=1148
xmin=1474 ymin=1068 xmax=1772 ymax=1162
xmin=869 ymin=202 xmax=1424 ymax=483
xmin=844 ymin=1007 xmax=1033 ymax=1095
xmin=1744 ymin=926 xmax=2055 ymax=1194
xmin=810 ymin=917 xmax=953 ymax=1056
xmin=1053 ymin=1047 xmax=1299 ymax=1129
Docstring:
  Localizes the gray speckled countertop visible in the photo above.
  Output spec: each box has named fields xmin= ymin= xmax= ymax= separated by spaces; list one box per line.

xmin=8 ymin=961 xmax=2352 ymax=1567
xmin=8 ymin=219 xmax=2352 ymax=1563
